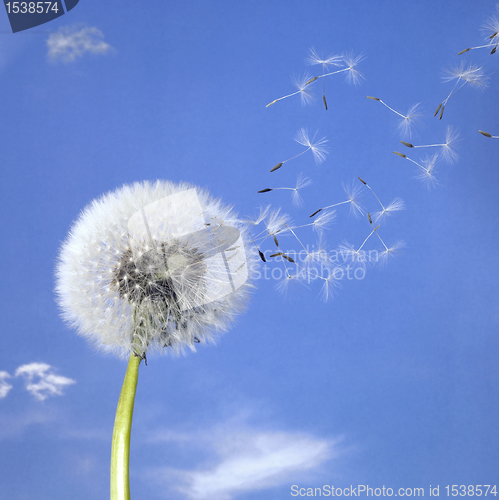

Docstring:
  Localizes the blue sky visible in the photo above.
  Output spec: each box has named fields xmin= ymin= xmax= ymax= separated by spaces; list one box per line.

xmin=1 ymin=1 xmax=498 ymax=499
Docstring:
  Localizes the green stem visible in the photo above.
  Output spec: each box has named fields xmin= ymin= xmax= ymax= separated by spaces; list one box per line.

xmin=111 ymin=354 xmax=141 ymax=500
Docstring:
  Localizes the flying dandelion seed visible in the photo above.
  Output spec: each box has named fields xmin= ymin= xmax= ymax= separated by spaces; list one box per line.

xmin=367 ymin=96 xmax=421 ymax=138
xmin=250 ymin=207 xmax=292 ymax=248
xmin=310 ymin=181 xmax=364 ymax=218
xmin=340 ymin=52 xmax=365 ymax=86
xmin=291 ymin=209 xmax=337 ymax=236
xmin=458 ymin=4 xmax=499 ymax=55
xmin=312 ymin=52 xmax=365 ymax=85
xmin=394 ymin=151 xmax=439 ymax=187
xmin=257 ymin=173 xmax=312 ymax=206
xmin=306 ymin=47 xmax=343 ymax=110
xmin=357 ymin=177 xmax=405 ymax=222
xmin=271 ymin=129 xmax=329 ymax=172
xmin=435 ymin=63 xmax=489 ymax=119
xmin=266 ymin=72 xmax=316 ymax=107
xmin=400 ymin=126 xmax=460 ymax=164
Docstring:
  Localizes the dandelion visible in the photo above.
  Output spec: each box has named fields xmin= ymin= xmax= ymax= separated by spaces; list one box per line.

xmin=367 ymin=96 xmax=421 ymax=138
xmin=310 ymin=181 xmax=364 ymax=218
xmin=394 ymin=151 xmax=439 ymax=187
xmin=266 ymin=72 xmax=316 ymax=107
xmin=479 ymin=130 xmax=499 ymax=139
xmin=400 ymin=126 xmax=460 ymax=164
xmin=55 ymin=180 xmax=255 ymax=500
xmin=357 ymin=177 xmax=405 ymax=222
xmin=271 ymin=128 xmax=329 ymax=172
xmin=257 ymin=173 xmax=312 ymax=206
xmin=458 ymin=4 xmax=499 ymax=55
xmin=306 ymin=47 xmax=343 ymax=109
xmin=434 ymin=63 xmax=489 ymax=119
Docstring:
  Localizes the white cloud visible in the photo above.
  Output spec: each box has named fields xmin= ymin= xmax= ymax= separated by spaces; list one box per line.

xmin=0 ymin=408 xmax=58 ymax=439
xmin=15 ymin=362 xmax=75 ymax=401
xmin=148 ymin=426 xmax=339 ymax=500
xmin=0 ymin=371 xmax=13 ymax=399
xmin=46 ymin=25 xmax=112 ymax=63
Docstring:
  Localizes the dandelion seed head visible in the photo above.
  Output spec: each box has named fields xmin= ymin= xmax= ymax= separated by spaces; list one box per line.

xmin=55 ymin=181 xmax=256 ymax=358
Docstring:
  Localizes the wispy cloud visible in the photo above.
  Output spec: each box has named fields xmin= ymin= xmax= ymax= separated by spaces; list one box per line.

xmin=0 ymin=408 xmax=58 ymax=439
xmin=0 ymin=371 xmax=13 ymax=399
xmin=147 ymin=425 xmax=340 ymax=500
xmin=47 ymin=25 xmax=112 ymax=63
xmin=15 ymin=363 xmax=75 ymax=401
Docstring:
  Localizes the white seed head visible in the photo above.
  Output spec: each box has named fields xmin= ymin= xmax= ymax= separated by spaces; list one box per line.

xmin=55 ymin=181 xmax=256 ymax=358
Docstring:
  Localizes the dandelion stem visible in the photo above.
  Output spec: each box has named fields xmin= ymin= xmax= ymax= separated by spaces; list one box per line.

xmin=111 ymin=354 xmax=142 ymax=500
